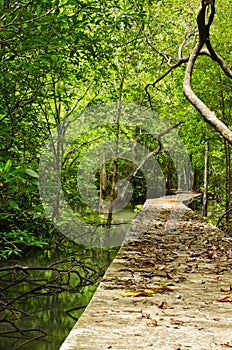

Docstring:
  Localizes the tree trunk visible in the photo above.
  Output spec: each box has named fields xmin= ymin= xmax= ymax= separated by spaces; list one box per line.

xmin=104 ymin=74 xmax=124 ymax=248
xmin=224 ymin=140 xmax=231 ymax=225
xmin=202 ymin=141 xmax=209 ymax=217
xmin=99 ymin=153 xmax=107 ymax=212
xmin=183 ymin=0 xmax=232 ymax=144
xmin=166 ymin=156 xmax=171 ymax=195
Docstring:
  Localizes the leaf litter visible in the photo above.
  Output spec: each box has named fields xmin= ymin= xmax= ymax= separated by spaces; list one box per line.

xmin=97 ymin=198 xmax=232 ymax=348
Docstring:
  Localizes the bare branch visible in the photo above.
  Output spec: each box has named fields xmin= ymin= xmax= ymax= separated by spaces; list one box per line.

xmin=131 ymin=121 xmax=183 ymax=178
xmin=216 ymin=208 xmax=232 ymax=227
xmin=12 ymin=334 xmax=46 ymax=350
xmin=178 ymin=30 xmax=197 ymax=60
xmin=144 ymin=30 xmax=172 ymax=66
xmin=65 ymin=83 xmax=93 ymax=118
xmin=145 ymin=58 xmax=188 ymax=108
xmin=112 ymin=121 xmax=183 ymax=206
xmin=0 ymin=94 xmax=37 ymax=123
xmin=115 ymin=121 xmax=183 ymax=185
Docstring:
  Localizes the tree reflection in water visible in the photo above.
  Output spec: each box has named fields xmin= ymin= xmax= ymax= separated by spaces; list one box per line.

xmin=0 ymin=245 xmax=118 ymax=350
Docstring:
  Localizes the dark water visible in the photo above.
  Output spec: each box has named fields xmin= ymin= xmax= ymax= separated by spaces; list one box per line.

xmin=0 ymin=244 xmax=119 ymax=350
xmin=0 ymin=209 xmax=136 ymax=350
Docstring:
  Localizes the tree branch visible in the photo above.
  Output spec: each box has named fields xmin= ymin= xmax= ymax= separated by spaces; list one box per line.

xmin=145 ymin=58 xmax=188 ymax=108
xmin=131 ymin=121 xmax=183 ymax=178
xmin=145 ymin=1 xmax=232 ymax=143
xmin=201 ymin=46 xmax=232 ymax=79
xmin=113 ymin=121 xmax=183 ymax=205
xmin=144 ymin=30 xmax=173 ymax=66
xmin=183 ymin=0 xmax=232 ymax=144
xmin=216 ymin=208 xmax=232 ymax=227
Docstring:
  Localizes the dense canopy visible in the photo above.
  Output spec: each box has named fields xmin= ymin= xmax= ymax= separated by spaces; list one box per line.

xmin=0 ymin=0 xmax=231 ymax=256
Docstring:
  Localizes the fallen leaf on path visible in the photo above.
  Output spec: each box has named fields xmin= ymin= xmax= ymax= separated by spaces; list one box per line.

xmin=121 ymin=290 xmax=152 ymax=297
xmin=157 ymin=301 xmax=166 ymax=308
xmin=219 ymin=343 xmax=232 ymax=348
xmin=217 ymin=295 xmax=232 ymax=302
xmin=157 ymin=301 xmax=174 ymax=309
xmin=166 ymin=199 xmax=180 ymax=203
xmin=170 ymin=319 xmax=185 ymax=325
xmin=146 ymin=319 xmax=158 ymax=327
xmin=220 ymin=286 xmax=232 ymax=294
xmin=140 ymin=259 xmax=157 ymax=267
xmin=173 ymin=344 xmax=181 ymax=350
xmin=122 ymin=285 xmax=176 ymax=297
xmin=151 ymin=285 xmax=176 ymax=293
xmin=122 ymin=309 xmax=142 ymax=313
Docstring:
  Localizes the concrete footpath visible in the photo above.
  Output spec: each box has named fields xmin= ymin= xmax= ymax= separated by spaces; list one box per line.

xmin=60 ymin=194 xmax=232 ymax=350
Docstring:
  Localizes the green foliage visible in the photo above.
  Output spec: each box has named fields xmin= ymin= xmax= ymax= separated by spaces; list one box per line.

xmin=0 ymin=0 xmax=231 ymax=256
xmin=0 ymin=229 xmax=48 ymax=259
xmin=134 ymin=204 xmax=142 ymax=213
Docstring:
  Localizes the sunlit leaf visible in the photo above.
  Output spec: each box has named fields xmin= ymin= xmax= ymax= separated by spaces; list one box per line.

xmin=122 ymin=285 xmax=176 ymax=297
xmin=122 ymin=290 xmax=152 ymax=297
xmin=4 ymin=159 xmax=12 ymax=172
xmin=8 ymin=199 xmax=19 ymax=210
xmin=25 ymin=169 xmax=39 ymax=178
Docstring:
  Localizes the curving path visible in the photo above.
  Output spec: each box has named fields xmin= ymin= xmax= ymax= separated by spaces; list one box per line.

xmin=60 ymin=193 xmax=232 ymax=350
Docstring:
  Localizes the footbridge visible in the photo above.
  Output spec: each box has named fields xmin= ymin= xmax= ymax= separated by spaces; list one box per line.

xmin=60 ymin=193 xmax=232 ymax=350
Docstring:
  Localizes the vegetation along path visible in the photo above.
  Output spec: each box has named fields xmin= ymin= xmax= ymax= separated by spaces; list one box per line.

xmin=61 ymin=193 xmax=232 ymax=350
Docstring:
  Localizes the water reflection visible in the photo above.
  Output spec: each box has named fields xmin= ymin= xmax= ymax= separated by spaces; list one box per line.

xmin=0 ymin=243 xmax=119 ymax=350
xmin=0 ymin=207 xmax=136 ymax=349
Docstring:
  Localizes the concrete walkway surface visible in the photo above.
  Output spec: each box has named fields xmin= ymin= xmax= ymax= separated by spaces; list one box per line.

xmin=60 ymin=194 xmax=232 ymax=350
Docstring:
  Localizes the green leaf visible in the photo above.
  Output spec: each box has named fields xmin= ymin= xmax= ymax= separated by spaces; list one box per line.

xmin=8 ymin=199 xmax=20 ymax=210
xmin=31 ymin=241 xmax=48 ymax=247
xmin=25 ymin=169 xmax=39 ymax=178
xmin=4 ymin=160 xmax=12 ymax=172
xmin=30 ymin=179 xmax=39 ymax=185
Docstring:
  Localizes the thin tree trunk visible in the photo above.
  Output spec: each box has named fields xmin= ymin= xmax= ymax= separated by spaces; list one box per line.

xmin=202 ymin=141 xmax=209 ymax=217
xmin=104 ymin=74 xmax=125 ymax=248
xmin=166 ymin=156 xmax=170 ymax=195
xmin=99 ymin=153 xmax=107 ymax=212
xmin=224 ymin=140 xmax=231 ymax=224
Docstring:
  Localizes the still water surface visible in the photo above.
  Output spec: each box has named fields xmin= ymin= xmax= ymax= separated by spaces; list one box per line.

xmin=0 ymin=209 xmax=136 ymax=350
xmin=1 ymin=245 xmax=117 ymax=350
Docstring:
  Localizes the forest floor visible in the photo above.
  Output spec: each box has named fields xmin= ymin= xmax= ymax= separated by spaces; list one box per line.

xmin=60 ymin=194 xmax=232 ymax=350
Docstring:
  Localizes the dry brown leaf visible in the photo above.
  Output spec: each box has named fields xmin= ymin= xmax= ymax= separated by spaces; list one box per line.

xmin=170 ymin=319 xmax=185 ymax=325
xmin=157 ymin=301 xmax=166 ymax=309
xmin=151 ymin=266 xmax=158 ymax=270
xmin=141 ymin=259 xmax=157 ymax=266
xmin=157 ymin=301 xmax=174 ymax=309
xmin=151 ymin=285 xmax=176 ymax=293
xmin=173 ymin=344 xmax=181 ymax=350
xmin=166 ymin=199 xmax=180 ymax=203
xmin=217 ymin=295 xmax=232 ymax=302
xmin=220 ymin=343 xmax=232 ymax=348
xmin=146 ymin=319 xmax=158 ymax=327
